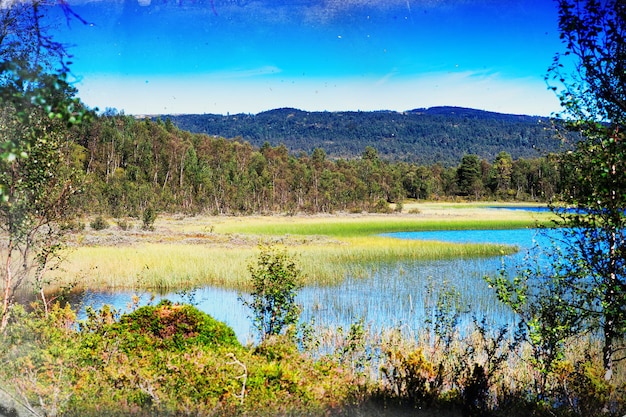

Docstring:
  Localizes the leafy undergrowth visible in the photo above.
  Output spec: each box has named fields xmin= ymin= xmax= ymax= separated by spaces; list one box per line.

xmin=0 ymin=301 xmax=362 ymax=417
xmin=1 ymin=302 xmax=625 ymax=417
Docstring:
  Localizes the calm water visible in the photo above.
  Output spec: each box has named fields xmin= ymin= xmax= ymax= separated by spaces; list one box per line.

xmin=76 ymin=227 xmax=555 ymax=343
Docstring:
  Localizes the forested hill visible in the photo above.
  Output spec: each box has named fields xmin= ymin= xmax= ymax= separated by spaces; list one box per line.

xmin=160 ymin=106 xmax=566 ymax=166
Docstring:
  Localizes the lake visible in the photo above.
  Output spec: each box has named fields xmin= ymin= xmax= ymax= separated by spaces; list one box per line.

xmin=77 ymin=227 xmax=555 ymax=343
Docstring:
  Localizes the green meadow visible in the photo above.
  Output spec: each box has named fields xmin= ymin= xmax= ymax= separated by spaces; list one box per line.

xmin=208 ymin=210 xmax=547 ymax=237
xmin=55 ymin=203 xmax=552 ymax=291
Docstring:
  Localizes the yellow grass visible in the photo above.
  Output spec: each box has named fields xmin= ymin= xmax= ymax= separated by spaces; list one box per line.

xmin=173 ymin=202 xmax=552 ymax=237
xmin=56 ymin=237 xmax=514 ymax=291
xmin=49 ymin=203 xmax=543 ymax=291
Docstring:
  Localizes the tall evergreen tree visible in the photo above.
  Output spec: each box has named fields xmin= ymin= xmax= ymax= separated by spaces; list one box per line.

xmin=456 ymin=154 xmax=483 ymax=200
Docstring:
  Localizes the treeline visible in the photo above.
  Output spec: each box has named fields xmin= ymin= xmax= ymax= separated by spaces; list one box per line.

xmin=162 ymin=106 xmax=571 ymax=166
xmin=70 ymin=114 xmax=565 ymax=216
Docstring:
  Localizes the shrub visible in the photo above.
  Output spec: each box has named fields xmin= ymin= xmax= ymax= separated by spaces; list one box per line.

xmin=105 ymin=300 xmax=240 ymax=352
xmin=89 ymin=215 xmax=109 ymax=230
xmin=116 ymin=218 xmax=131 ymax=230
xmin=60 ymin=219 xmax=85 ymax=232
xmin=0 ymin=303 xmax=80 ymax=417
xmin=370 ymin=198 xmax=392 ymax=213
xmin=564 ymin=361 xmax=616 ymax=416
xmin=2 ymin=302 xmax=364 ymax=417
xmin=142 ymin=207 xmax=157 ymax=231
xmin=380 ymin=345 xmax=439 ymax=407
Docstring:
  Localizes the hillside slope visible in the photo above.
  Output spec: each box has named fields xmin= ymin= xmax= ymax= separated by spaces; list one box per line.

xmin=161 ymin=106 xmax=567 ymax=166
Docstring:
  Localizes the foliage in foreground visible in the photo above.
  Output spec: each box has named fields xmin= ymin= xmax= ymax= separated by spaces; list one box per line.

xmin=547 ymin=0 xmax=626 ymax=379
xmin=1 ymin=299 xmax=625 ymax=417
xmin=0 ymin=301 xmax=359 ymax=417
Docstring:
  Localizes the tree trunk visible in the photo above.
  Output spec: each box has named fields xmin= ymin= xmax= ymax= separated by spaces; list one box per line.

xmin=1 ymin=240 xmax=14 ymax=332
xmin=603 ymin=227 xmax=619 ymax=380
xmin=603 ymin=158 xmax=619 ymax=380
xmin=603 ymin=323 xmax=614 ymax=380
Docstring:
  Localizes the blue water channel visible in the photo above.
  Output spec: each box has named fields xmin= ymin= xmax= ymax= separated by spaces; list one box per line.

xmin=77 ymin=226 xmax=556 ymax=343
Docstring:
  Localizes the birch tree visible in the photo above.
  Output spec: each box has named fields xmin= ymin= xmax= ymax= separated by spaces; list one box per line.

xmin=547 ymin=0 xmax=626 ymax=378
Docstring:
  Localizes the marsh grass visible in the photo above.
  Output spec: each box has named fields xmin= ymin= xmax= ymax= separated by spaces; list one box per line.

xmin=207 ymin=211 xmax=550 ymax=237
xmin=307 ymin=317 xmax=626 ymax=416
xmin=54 ymin=235 xmax=516 ymax=291
xmin=44 ymin=204 xmax=543 ymax=291
xmin=162 ymin=202 xmax=552 ymax=234
xmin=53 ymin=244 xmax=255 ymax=291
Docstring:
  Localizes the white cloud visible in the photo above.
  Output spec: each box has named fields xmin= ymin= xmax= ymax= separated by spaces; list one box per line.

xmin=375 ymin=69 xmax=399 ymax=86
xmin=208 ymin=66 xmax=282 ymax=79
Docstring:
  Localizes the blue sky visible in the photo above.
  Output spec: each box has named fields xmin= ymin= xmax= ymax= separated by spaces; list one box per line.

xmin=49 ymin=0 xmax=564 ymax=116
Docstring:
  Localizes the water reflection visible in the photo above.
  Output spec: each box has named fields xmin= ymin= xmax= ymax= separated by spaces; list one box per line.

xmin=75 ymin=228 xmax=553 ymax=343
xmin=298 ymin=257 xmax=517 ymax=334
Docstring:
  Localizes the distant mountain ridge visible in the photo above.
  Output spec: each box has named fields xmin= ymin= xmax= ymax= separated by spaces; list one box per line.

xmin=160 ymin=106 xmax=567 ymax=166
xmin=408 ymin=106 xmax=543 ymax=121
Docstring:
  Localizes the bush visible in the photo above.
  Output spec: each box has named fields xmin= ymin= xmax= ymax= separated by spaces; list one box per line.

xmin=380 ymin=345 xmax=440 ymax=407
xmin=370 ymin=198 xmax=392 ymax=213
xmin=105 ymin=300 xmax=240 ymax=352
xmin=89 ymin=215 xmax=109 ymax=230
xmin=142 ymin=207 xmax=157 ymax=231
xmin=116 ymin=218 xmax=131 ymax=230
xmin=60 ymin=219 xmax=85 ymax=232
xmin=1 ymin=302 xmax=363 ymax=417
xmin=564 ymin=361 xmax=615 ymax=416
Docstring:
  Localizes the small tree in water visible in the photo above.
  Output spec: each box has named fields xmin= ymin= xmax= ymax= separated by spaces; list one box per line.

xmin=242 ymin=245 xmax=303 ymax=340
